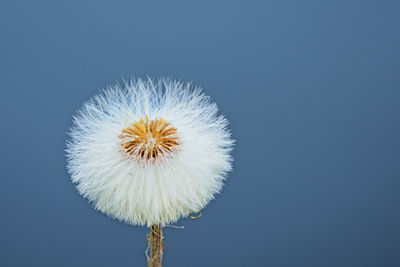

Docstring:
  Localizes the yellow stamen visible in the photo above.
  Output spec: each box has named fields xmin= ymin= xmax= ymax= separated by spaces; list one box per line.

xmin=119 ymin=115 xmax=179 ymax=160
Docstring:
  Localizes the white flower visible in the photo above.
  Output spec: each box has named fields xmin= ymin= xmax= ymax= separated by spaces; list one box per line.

xmin=66 ymin=78 xmax=234 ymax=226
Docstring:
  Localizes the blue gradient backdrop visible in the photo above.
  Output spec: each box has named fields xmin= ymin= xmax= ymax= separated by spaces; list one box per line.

xmin=1 ymin=0 xmax=400 ymax=266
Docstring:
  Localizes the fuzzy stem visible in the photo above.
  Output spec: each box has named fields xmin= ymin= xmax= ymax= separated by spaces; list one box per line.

xmin=147 ymin=224 xmax=163 ymax=267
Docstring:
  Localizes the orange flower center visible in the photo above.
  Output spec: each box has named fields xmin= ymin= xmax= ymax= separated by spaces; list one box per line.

xmin=119 ymin=115 xmax=179 ymax=160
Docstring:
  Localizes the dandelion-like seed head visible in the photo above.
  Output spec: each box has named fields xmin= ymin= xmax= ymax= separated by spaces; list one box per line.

xmin=120 ymin=115 xmax=179 ymax=161
xmin=66 ymin=78 xmax=234 ymax=226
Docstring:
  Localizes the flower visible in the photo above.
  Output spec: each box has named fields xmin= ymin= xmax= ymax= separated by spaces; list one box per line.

xmin=66 ymin=78 xmax=234 ymax=226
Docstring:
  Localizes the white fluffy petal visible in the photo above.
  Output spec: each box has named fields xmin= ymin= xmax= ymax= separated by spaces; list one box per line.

xmin=66 ymin=78 xmax=234 ymax=226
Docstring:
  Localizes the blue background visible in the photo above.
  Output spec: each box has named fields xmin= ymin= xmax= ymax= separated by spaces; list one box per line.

xmin=1 ymin=0 xmax=400 ymax=266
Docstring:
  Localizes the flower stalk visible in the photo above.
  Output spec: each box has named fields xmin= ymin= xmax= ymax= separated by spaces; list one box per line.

xmin=147 ymin=224 xmax=163 ymax=267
